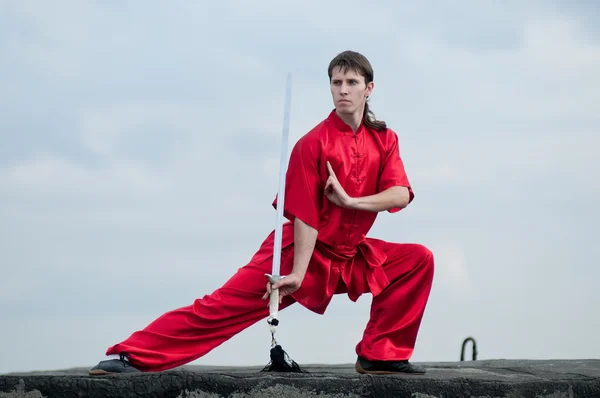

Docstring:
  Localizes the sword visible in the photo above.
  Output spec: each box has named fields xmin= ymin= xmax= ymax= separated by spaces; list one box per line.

xmin=265 ymin=72 xmax=292 ymax=344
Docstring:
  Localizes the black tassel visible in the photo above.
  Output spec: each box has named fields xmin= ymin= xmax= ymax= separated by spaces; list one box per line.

xmin=261 ymin=344 xmax=307 ymax=373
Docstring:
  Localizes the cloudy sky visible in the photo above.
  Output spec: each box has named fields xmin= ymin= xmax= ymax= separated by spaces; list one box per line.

xmin=1 ymin=0 xmax=598 ymax=374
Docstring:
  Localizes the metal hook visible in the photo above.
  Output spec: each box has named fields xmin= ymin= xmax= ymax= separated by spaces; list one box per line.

xmin=460 ymin=337 xmax=478 ymax=361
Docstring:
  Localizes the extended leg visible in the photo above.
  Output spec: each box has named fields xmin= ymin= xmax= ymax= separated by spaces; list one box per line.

xmin=90 ymin=254 xmax=296 ymax=374
xmin=355 ymin=242 xmax=434 ymax=374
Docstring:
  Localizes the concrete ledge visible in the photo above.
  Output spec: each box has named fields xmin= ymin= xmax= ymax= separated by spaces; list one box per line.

xmin=1 ymin=360 xmax=599 ymax=397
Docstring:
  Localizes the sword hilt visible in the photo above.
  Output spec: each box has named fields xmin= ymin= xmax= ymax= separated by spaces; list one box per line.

xmin=265 ymin=274 xmax=285 ymax=328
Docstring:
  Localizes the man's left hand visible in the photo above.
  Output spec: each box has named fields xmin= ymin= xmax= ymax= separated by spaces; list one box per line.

xmin=325 ymin=161 xmax=355 ymax=208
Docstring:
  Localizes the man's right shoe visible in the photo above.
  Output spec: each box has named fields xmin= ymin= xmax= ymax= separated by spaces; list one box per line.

xmin=88 ymin=353 xmax=141 ymax=376
xmin=355 ymin=356 xmax=426 ymax=375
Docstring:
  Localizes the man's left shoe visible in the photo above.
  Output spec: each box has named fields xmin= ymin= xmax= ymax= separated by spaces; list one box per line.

xmin=89 ymin=353 xmax=141 ymax=376
xmin=355 ymin=356 xmax=426 ymax=375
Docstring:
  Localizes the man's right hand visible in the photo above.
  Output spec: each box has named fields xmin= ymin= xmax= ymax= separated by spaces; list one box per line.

xmin=262 ymin=273 xmax=303 ymax=304
xmin=261 ymin=217 xmax=316 ymax=304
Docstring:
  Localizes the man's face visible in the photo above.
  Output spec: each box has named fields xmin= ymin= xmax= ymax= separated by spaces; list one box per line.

xmin=330 ymin=66 xmax=373 ymax=115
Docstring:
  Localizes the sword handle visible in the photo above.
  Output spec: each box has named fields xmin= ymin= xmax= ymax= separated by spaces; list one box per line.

xmin=265 ymin=273 xmax=284 ymax=325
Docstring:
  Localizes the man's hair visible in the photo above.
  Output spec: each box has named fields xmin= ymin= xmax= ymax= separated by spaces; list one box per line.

xmin=327 ymin=50 xmax=387 ymax=131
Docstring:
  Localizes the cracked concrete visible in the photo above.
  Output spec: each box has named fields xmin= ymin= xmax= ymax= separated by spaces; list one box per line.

xmin=1 ymin=360 xmax=599 ymax=397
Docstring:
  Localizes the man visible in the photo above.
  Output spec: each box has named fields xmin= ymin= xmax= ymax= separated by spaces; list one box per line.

xmin=89 ymin=50 xmax=434 ymax=376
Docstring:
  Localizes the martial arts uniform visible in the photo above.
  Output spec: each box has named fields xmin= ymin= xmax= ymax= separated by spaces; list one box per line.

xmin=101 ymin=110 xmax=434 ymax=372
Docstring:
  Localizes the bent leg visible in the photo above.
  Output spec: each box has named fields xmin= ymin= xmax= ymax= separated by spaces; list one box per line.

xmin=356 ymin=243 xmax=434 ymax=362
xmin=105 ymin=256 xmax=296 ymax=372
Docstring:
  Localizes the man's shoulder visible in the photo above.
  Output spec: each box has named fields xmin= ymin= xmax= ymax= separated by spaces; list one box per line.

xmin=371 ymin=125 xmax=398 ymax=137
xmin=295 ymin=116 xmax=331 ymax=144
xmin=367 ymin=125 xmax=400 ymax=146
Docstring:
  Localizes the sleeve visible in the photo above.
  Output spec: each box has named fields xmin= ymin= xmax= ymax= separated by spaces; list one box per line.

xmin=272 ymin=134 xmax=322 ymax=230
xmin=378 ymin=131 xmax=415 ymax=213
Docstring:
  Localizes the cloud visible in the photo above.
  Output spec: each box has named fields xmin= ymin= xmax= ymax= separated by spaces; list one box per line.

xmin=430 ymin=242 xmax=473 ymax=296
xmin=0 ymin=154 xmax=165 ymax=197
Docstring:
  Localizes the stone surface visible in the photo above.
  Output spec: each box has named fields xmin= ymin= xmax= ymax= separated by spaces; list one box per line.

xmin=1 ymin=360 xmax=599 ymax=397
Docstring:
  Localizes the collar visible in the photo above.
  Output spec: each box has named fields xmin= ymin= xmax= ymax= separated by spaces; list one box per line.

xmin=327 ymin=109 xmax=365 ymax=136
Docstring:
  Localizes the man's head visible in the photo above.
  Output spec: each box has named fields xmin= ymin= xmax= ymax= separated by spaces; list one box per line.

xmin=328 ymin=51 xmax=374 ymax=115
xmin=328 ymin=51 xmax=386 ymax=131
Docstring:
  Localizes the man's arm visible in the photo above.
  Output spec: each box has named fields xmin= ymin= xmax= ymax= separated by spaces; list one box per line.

xmin=349 ymin=186 xmax=410 ymax=213
xmin=291 ymin=216 xmax=318 ymax=279
xmin=265 ymin=216 xmax=317 ymax=301
xmin=325 ymin=161 xmax=412 ymax=213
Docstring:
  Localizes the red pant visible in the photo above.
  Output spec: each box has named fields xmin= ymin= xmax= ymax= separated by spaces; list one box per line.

xmin=106 ymin=242 xmax=434 ymax=372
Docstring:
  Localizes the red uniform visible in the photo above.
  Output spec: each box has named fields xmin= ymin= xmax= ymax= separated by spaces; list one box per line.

xmin=106 ymin=110 xmax=434 ymax=372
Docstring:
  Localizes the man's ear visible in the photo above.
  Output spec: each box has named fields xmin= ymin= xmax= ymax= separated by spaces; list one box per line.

xmin=365 ymin=81 xmax=374 ymax=97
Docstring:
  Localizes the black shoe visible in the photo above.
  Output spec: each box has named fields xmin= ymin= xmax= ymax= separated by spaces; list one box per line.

xmin=355 ymin=356 xmax=426 ymax=375
xmin=88 ymin=353 xmax=141 ymax=376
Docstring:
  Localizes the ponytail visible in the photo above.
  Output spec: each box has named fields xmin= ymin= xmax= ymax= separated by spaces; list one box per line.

xmin=363 ymin=101 xmax=386 ymax=131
